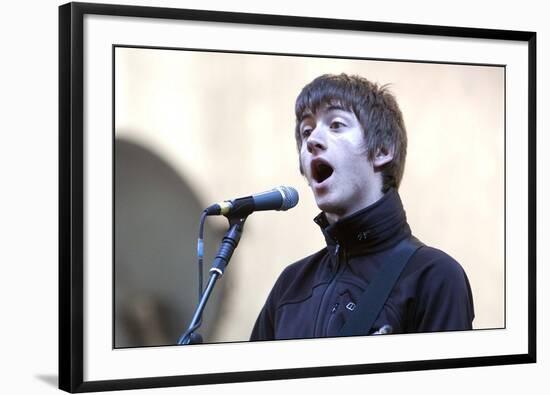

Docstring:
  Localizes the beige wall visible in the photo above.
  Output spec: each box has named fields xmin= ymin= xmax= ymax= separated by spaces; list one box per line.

xmin=115 ymin=47 xmax=504 ymax=342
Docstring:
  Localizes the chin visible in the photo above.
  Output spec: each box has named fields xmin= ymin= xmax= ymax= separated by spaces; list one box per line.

xmin=314 ymin=196 xmax=342 ymax=215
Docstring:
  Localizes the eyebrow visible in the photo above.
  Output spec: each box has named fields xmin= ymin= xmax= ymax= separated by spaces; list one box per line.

xmin=325 ymin=104 xmax=347 ymax=112
xmin=298 ymin=104 xmax=348 ymax=124
xmin=298 ymin=112 xmax=313 ymax=124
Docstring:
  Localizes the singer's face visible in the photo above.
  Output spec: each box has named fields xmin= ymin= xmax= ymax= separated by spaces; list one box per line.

xmin=298 ymin=104 xmax=383 ymax=224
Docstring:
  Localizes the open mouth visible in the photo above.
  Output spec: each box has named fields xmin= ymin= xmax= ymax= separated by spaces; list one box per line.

xmin=311 ymin=159 xmax=334 ymax=184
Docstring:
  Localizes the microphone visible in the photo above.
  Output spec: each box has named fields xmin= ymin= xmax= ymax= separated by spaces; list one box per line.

xmin=204 ymin=186 xmax=299 ymax=218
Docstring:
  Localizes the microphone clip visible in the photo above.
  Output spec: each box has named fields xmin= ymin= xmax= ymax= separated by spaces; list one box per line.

xmin=205 ymin=197 xmax=256 ymax=219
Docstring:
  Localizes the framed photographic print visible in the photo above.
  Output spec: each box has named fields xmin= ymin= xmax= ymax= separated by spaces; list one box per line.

xmin=59 ymin=1 xmax=536 ymax=392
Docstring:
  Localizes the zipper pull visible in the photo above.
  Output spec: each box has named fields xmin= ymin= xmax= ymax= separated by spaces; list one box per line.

xmin=334 ymin=243 xmax=340 ymax=256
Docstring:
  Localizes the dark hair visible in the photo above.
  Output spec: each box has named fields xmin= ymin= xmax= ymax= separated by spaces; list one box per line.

xmin=294 ymin=73 xmax=407 ymax=192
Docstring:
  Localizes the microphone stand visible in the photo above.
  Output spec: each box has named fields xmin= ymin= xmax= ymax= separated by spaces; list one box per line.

xmin=177 ymin=215 xmax=248 ymax=345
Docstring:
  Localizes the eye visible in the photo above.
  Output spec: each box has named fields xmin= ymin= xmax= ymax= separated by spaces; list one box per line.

xmin=301 ymin=127 xmax=312 ymax=139
xmin=330 ymin=121 xmax=346 ymax=130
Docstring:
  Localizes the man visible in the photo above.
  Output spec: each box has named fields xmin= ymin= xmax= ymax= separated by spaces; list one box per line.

xmin=250 ymin=73 xmax=474 ymax=341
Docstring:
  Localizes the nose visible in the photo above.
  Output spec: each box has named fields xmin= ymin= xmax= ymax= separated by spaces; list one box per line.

xmin=306 ymin=126 xmax=327 ymax=154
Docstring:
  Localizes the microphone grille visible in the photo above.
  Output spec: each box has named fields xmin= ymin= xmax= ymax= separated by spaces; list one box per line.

xmin=278 ymin=186 xmax=299 ymax=211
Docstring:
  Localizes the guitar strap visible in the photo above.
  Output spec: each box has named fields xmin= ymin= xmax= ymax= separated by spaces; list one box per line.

xmin=339 ymin=237 xmax=423 ymax=337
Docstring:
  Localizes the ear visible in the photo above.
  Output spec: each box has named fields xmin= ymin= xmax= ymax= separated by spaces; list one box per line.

xmin=373 ymin=146 xmax=394 ymax=168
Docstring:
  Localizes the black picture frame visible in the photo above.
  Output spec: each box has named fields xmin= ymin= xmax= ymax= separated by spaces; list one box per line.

xmin=59 ymin=2 xmax=536 ymax=392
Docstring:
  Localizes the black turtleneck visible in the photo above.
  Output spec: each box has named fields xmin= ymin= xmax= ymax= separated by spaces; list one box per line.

xmin=251 ymin=189 xmax=474 ymax=341
xmin=315 ymin=188 xmax=411 ymax=257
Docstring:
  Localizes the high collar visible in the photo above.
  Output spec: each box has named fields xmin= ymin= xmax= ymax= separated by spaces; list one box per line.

xmin=314 ymin=188 xmax=411 ymax=256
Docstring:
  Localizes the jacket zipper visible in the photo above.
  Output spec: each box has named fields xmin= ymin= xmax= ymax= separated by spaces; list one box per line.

xmin=313 ymin=242 xmax=347 ymax=337
xmin=325 ymin=303 xmax=340 ymax=335
xmin=326 ymin=245 xmax=349 ymax=336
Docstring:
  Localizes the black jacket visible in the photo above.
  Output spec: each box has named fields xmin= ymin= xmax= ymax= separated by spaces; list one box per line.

xmin=250 ymin=189 xmax=474 ymax=341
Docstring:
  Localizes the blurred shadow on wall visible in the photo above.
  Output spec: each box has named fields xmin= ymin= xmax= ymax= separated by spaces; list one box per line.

xmin=115 ymin=137 xmax=226 ymax=348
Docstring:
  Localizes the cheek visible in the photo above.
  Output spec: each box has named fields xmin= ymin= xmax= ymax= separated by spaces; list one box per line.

xmin=299 ymin=159 xmax=307 ymax=177
xmin=299 ymin=149 xmax=309 ymax=175
xmin=346 ymin=158 xmax=373 ymax=183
